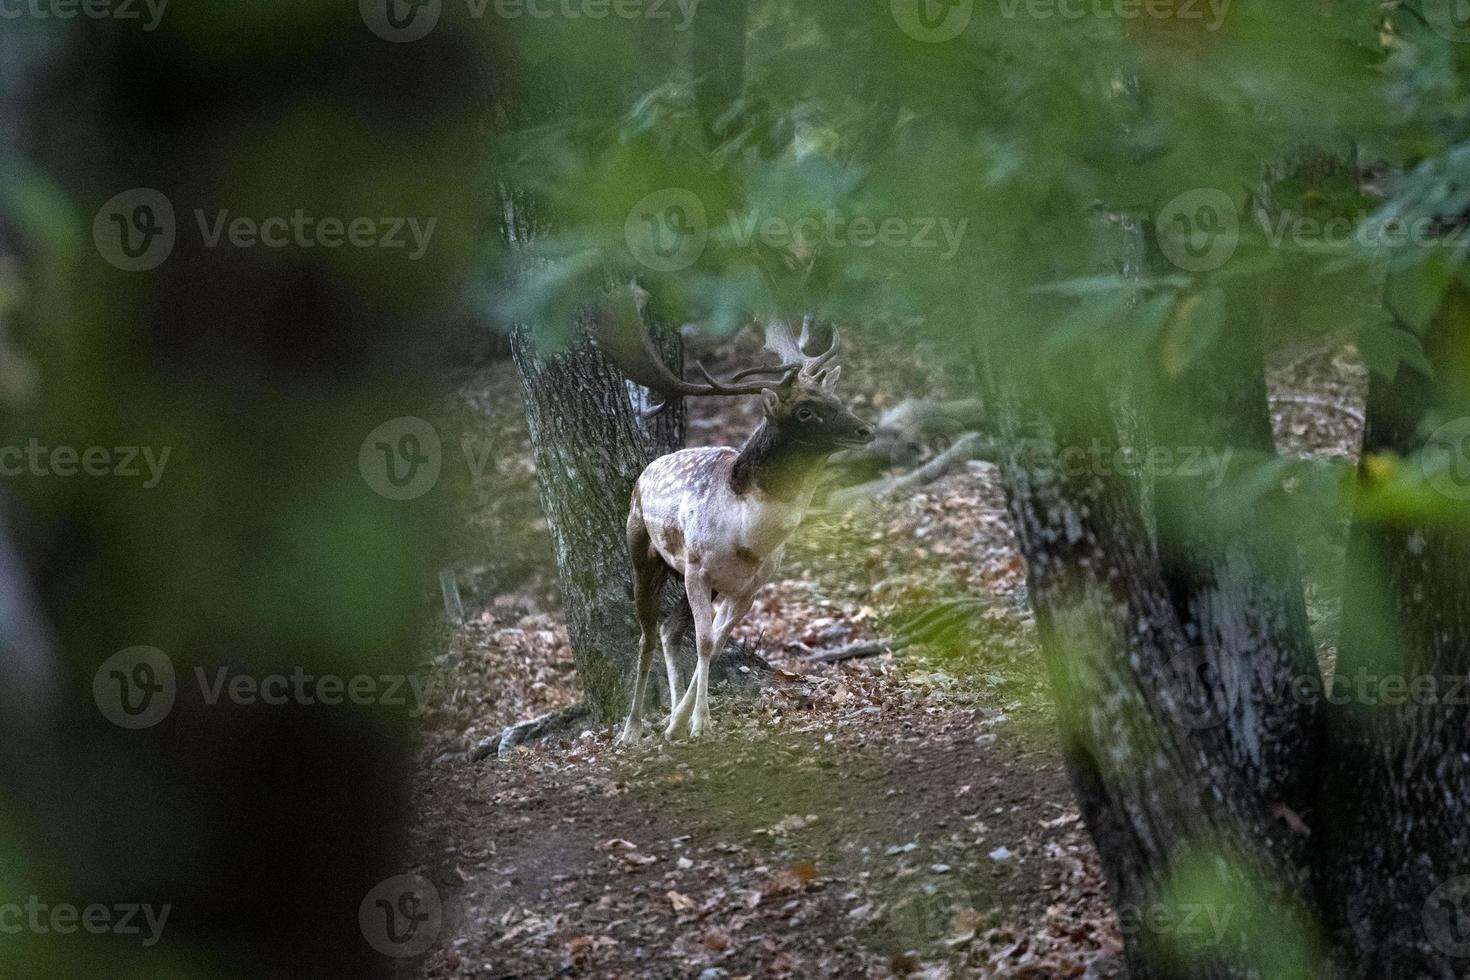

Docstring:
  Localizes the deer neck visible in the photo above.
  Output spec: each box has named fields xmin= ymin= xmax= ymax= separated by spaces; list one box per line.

xmin=730 ymin=420 xmax=828 ymax=502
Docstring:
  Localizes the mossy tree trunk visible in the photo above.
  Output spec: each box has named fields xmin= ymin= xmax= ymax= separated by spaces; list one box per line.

xmin=508 ymin=317 xmax=682 ymax=722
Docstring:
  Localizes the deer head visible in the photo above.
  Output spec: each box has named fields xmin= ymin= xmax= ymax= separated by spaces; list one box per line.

xmin=748 ymin=319 xmax=873 ymax=452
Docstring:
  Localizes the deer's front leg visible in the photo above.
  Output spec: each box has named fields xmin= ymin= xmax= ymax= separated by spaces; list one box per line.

xmin=666 ymin=574 xmax=716 ymax=739
xmin=687 ymin=593 xmax=753 ymax=739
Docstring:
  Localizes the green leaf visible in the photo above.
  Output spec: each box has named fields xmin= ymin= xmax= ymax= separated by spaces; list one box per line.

xmin=1357 ymin=321 xmax=1433 ymax=380
xmin=1383 ymin=249 xmax=1457 ymax=334
xmin=1162 ymin=286 xmax=1226 ymax=376
xmin=1042 ymin=288 xmax=1135 ymax=357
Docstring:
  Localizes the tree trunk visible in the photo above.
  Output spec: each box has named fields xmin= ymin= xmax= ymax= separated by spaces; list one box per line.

xmin=0 ymin=502 xmax=56 ymax=735
xmin=509 ymin=317 xmax=671 ymax=722
xmin=976 ymin=207 xmax=1325 ymax=973
xmin=1316 ymin=284 xmax=1470 ymax=978
xmin=991 ymin=382 xmax=1316 ymax=980
xmin=1144 ymin=260 xmax=1324 ymax=918
xmin=995 ymin=224 xmax=1470 ymax=976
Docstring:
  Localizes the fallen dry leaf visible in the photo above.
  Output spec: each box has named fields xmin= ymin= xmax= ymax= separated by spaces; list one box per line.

xmin=946 ymin=907 xmax=983 ymax=948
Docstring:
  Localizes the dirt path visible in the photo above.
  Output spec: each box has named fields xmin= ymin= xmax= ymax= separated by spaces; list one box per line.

xmin=404 ymin=682 xmax=1120 ymax=979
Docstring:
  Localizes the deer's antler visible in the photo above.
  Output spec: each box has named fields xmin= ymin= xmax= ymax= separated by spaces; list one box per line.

xmin=590 ymin=284 xmax=812 ymax=417
xmin=761 ymin=315 xmax=840 ymax=385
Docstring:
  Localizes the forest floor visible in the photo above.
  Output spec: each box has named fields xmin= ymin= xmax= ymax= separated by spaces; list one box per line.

xmin=401 ymin=335 xmax=1366 ymax=980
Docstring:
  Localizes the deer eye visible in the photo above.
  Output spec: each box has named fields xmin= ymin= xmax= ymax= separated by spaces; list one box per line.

xmin=796 ymin=407 xmax=817 ymax=422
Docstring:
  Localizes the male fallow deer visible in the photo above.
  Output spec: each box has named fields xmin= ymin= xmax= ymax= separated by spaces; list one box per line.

xmin=595 ymin=303 xmax=875 ymax=741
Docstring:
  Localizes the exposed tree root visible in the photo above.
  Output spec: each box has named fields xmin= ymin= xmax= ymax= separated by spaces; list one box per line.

xmin=805 ymin=639 xmax=899 ymax=663
xmin=473 ymin=703 xmax=593 ymax=761
xmin=828 ymin=432 xmax=991 ymax=509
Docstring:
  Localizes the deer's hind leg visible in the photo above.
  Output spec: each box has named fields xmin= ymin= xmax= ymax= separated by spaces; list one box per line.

xmin=658 ymin=597 xmax=692 ymax=710
xmin=618 ymin=503 xmax=666 ymax=745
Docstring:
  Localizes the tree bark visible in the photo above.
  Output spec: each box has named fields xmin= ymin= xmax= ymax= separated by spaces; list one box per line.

xmin=1316 ymin=283 xmax=1470 ymax=978
xmin=1145 ymin=264 xmax=1324 ymax=906
xmin=995 ymin=225 xmax=1470 ymax=977
xmin=992 ymin=384 xmax=1315 ymax=980
xmin=509 ymin=317 xmax=669 ymax=721
xmin=976 ymin=219 xmax=1325 ymax=974
xmin=0 ymin=502 xmax=56 ymax=735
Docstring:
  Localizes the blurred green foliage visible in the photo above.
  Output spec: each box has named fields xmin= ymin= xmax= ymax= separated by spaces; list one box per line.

xmin=4 ymin=4 xmax=488 ymax=977
xmin=494 ymin=0 xmax=1470 ymax=525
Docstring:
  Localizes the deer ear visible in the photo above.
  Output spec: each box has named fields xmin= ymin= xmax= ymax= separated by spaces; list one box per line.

xmin=821 ymin=366 xmax=842 ymax=391
xmin=760 ymin=388 xmax=781 ymax=417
